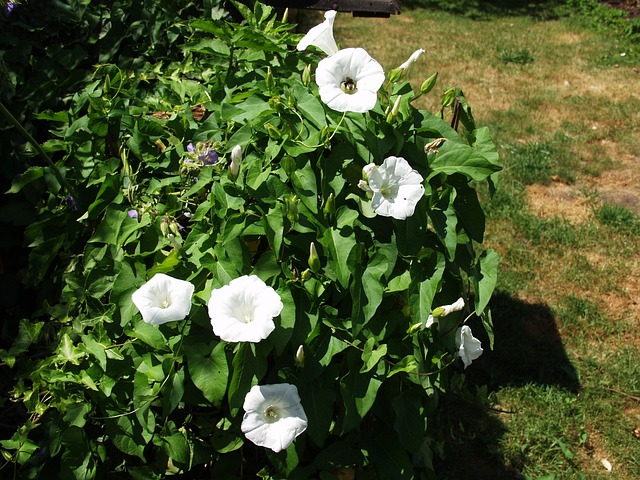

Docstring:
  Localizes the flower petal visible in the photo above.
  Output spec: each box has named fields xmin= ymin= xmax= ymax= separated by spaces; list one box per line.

xmin=297 ymin=10 xmax=339 ymax=56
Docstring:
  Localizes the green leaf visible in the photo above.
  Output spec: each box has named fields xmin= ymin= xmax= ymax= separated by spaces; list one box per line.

xmin=360 ymin=337 xmax=387 ymax=373
xmin=391 ymin=391 xmax=426 ymax=452
xmin=321 ymin=226 xmax=356 ymax=289
xmin=7 ymin=167 xmax=44 ymax=194
xmin=57 ymin=333 xmax=86 ymax=365
xmin=474 ymin=249 xmax=500 ymax=315
xmin=429 ymin=143 xmax=501 ymax=182
xmin=291 ymin=159 xmax=318 ymax=214
xmin=366 ymin=429 xmax=414 ymax=480
xmin=186 ymin=342 xmax=228 ymax=407
xmin=125 ymin=318 xmax=168 ymax=351
xmin=429 ymin=187 xmax=458 ymax=260
xmin=339 ymin=351 xmax=384 ymax=432
xmin=299 ymin=382 xmax=336 ymax=446
xmin=162 ymin=432 xmax=190 ymax=465
xmin=228 ymin=343 xmax=266 ymax=415
xmin=162 ymin=368 xmax=185 ymax=417
xmin=264 ymin=206 xmax=284 ymax=260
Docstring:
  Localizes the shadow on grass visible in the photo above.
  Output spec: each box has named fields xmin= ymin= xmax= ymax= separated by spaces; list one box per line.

xmin=433 ymin=291 xmax=580 ymax=479
xmin=401 ymin=0 xmax=565 ymax=20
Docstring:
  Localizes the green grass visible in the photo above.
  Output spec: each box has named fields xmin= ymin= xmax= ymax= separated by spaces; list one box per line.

xmin=336 ymin=4 xmax=640 ymax=479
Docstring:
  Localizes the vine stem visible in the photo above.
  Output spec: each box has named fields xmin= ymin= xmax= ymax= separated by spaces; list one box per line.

xmin=0 ymin=100 xmax=80 ymax=205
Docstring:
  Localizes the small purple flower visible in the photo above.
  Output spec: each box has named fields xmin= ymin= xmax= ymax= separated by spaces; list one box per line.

xmin=186 ymin=142 xmax=195 ymax=153
xmin=128 ymin=209 xmax=138 ymax=219
xmin=4 ymin=1 xmax=16 ymax=16
xmin=65 ymin=195 xmax=78 ymax=211
xmin=199 ymin=149 xmax=218 ymax=165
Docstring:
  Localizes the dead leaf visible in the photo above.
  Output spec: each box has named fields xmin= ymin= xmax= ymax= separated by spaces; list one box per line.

xmin=601 ymin=458 xmax=612 ymax=471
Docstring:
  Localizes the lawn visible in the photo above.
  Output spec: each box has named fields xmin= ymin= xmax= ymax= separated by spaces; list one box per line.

xmin=328 ymin=3 xmax=640 ymax=479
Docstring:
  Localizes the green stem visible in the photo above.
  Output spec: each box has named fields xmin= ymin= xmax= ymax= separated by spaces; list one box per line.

xmin=0 ymin=100 xmax=80 ymax=205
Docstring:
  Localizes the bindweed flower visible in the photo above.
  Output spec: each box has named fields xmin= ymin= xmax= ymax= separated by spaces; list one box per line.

xmin=131 ymin=273 xmax=195 ymax=326
xmin=316 ymin=47 xmax=385 ymax=113
xmin=127 ymin=209 xmax=138 ymax=219
xmin=363 ymin=156 xmax=425 ymax=220
xmin=398 ymin=48 xmax=425 ymax=72
xmin=297 ymin=10 xmax=339 ymax=56
xmin=208 ymin=275 xmax=283 ymax=343
xmin=456 ymin=325 xmax=483 ymax=368
xmin=241 ymin=384 xmax=308 ymax=453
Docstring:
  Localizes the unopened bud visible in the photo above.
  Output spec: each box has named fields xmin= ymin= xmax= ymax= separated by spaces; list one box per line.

xmin=264 ymin=122 xmax=281 ymax=139
xmin=432 ymin=297 xmax=465 ymax=317
xmin=302 ymin=64 xmax=312 ymax=86
xmin=294 ymin=345 xmax=304 ymax=367
xmin=169 ymin=221 xmax=181 ymax=236
xmin=398 ymin=48 xmax=425 ymax=72
xmin=387 ymin=67 xmax=403 ymax=84
xmin=420 ymin=72 xmax=438 ymax=95
xmin=284 ymin=195 xmax=299 ymax=224
xmin=160 ymin=217 xmax=169 ymax=237
xmin=386 ymin=95 xmax=402 ymax=122
xmin=282 ymin=8 xmax=289 ymax=23
xmin=323 ymin=192 xmax=335 ymax=215
xmin=408 ymin=322 xmax=423 ymax=334
xmin=301 ymin=269 xmax=312 ymax=281
xmin=266 ymin=67 xmax=275 ymax=91
xmin=308 ymin=242 xmax=321 ymax=272
xmin=229 ymin=145 xmax=242 ymax=180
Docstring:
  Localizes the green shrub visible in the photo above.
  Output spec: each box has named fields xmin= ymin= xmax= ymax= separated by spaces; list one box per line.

xmin=0 ymin=2 xmax=500 ymax=477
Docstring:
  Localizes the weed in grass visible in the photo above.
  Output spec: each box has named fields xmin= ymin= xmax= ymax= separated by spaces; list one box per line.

xmin=496 ymin=47 xmax=535 ymax=65
xmin=595 ymin=203 xmax=640 ymax=235
xmin=507 ymin=142 xmax=554 ymax=185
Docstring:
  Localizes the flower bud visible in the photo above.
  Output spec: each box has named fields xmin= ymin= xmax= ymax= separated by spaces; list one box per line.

xmin=420 ymin=72 xmax=438 ymax=95
xmin=387 ymin=67 xmax=403 ymax=84
xmin=398 ymin=48 xmax=425 ymax=72
xmin=160 ymin=217 xmax=169 ymax=237
xmin=294 ymin=345 xmax=304 ymax=367
xmin=282 ymin=8 xmax=289 ymax=23
xmin=308 ymin=242 xmax=321 ymax=272
xmin=323 ymin=192 xmax=335 ymax=215
xmin=386 ymin=95 xmax=402 ymax=123
xmin=266 ymin=67 xmax=275 ymax=91
xmin=264 ymin=122 xmax=281 ymax=140
xmin=302 ymin=64 xmax=312 ymax=86
xmin=408 ymin=322 xmax=422 ymax=334
xmin=229 ymin=145 xmax=242 ymax=180
xmin=284 ymin=195 xmax=299 ymax=224
xmin=432 ymin=297 xmax=465 ymax=317
xmin=169 ymin=221 xmax=181 ymax=237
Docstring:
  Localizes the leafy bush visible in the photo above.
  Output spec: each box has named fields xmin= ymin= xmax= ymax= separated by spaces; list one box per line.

xmin=1 ymin=2 xmax=500 ymax=478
